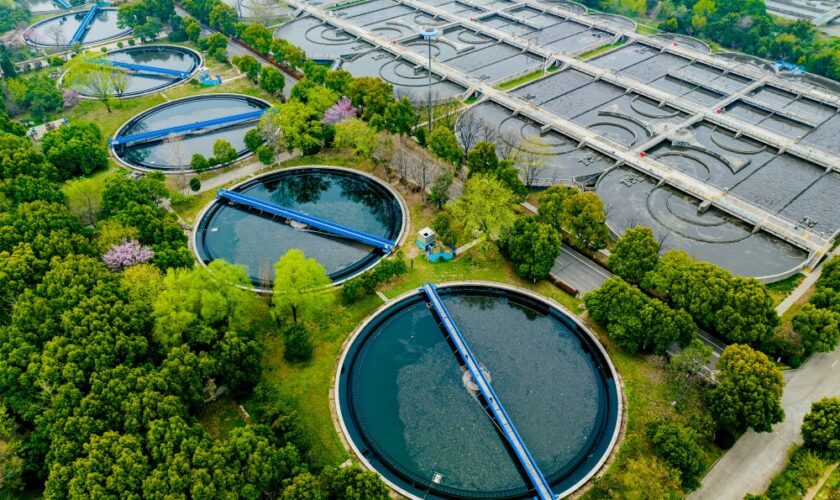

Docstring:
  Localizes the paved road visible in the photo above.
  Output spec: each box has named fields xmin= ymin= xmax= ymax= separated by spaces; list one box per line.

xmin=690 ymin=346 xmax=840 ymax=499
xmin=549 ymin=246 xmax=612 ymax=295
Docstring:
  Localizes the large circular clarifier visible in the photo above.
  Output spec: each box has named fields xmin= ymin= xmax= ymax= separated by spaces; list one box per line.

xmin=337 ymin=283 xmax=622 ymax=499
xmin=194 ymin=167 xmax=407 ymax=289
xmin=25 ymin=8 xmax=130 ymax=47
xmin=112 ymin=94 xmax=269 ymax=171
xmin=74 ymin=45 xmax=201 ymax=98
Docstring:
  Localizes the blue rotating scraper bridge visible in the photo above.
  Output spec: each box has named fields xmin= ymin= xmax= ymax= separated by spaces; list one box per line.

xmin=70 ymin=4 xmax=100 ymax=44
xmin=216 ymin=189 xmax=396 ymax=253
xmin=91 ymin=58 xmax=191 ymax=79
xmin=110 ymin=110 xmax=266 ymax=146
xmin=421 ymin=283 xmax=557 ymax=500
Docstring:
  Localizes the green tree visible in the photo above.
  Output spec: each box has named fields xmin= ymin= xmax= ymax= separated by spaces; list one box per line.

xmin=191 ymin=153 xmax=210 ymax=173
xmin=65 ymin=432 xmax=149 ymax=498
xmin=283 ymin=323 xmax=313 ymax=362
xmin=240 ymin=23 xmax=273 ymax=53
xmin=259 ymin=66 xmax=286 ymax=95
xmin=263 ymin=101 xmax=322 ymax=154
xmin=466 ymin=141 xmax=498 ymax=177
xmin=801 ymin=397 xmax=840 ymax=460
xmin=41 ymin=122 xmax=108 ymax=179
xmin=794 ymin=304 xmax=840 ymax=354
xmin=671 ymin=262 xmax=732 ymax=333
xmin=642 ymin=250 xmax=694 ymax=299
xmin=232 ymin=55 xmax=260 ymax=81
xmin=209 ymin=2 xmax=237 ymax=34
xmin=650 ymin=422 xmax=706 ymax=489
xmin=322 ymin=465 xmax=389 ymax=500
xmin=324 ymin=69 xmax=354 ymax=95
xmin=709 ymin=344 xmax=784 ymax=433
xmin=244 ymin=128 xmax=264 ymax=151
xmin=449 ymin=175 xmax=516 ymax=242
xmin=562 ymin=191 xmax=609 ymax=250
xmin=714 ymin=277 xmax=778 ymax=345
xmin=429 ymin=172 xmax=453 ymax=208
xmin=183 ymin=16 xmax=201 ymax=42
xmin=501 ymin=217 xmax=562 ymax=281
xmin=257 ymin=145 xmax=274 ymax=165
xmin=272 ymin=39 xmax=307 ymax=70
xmin=189 ymin=177 xmax=201 ymax=192
xmin=347 ymin=77 xmax=394 ymax=120
xmin=64 ymin=57 xmax=128 ymax=113
xmin=608 ymin=226 xmax=660 ymax=283
xmin=383 ymin=97 xmax=415 ymax=135
xmin=212 ymin=139 xmax=237 ymax=165
xmin=537 ymin=185 xmax=575 ymax=232
xmin=429 ymin=126 xmax=461 ymax=165
xmin=283 ymin=473 xmax=327 ymax=499
xmin=334 ymin=118 xmax=377 ymax=158
xmin=272 ymin=249 xmax=332 ymax=323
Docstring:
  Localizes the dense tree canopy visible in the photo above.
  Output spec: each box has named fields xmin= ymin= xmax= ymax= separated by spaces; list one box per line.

xmin=449 ymin=175 xmax=516 ymax=242
xmin=709 ymin=344 xmax=784 ymax=433
xmin=41 ymin=123 xmax=108 ymax=180
xmin=801 ymin=397 xmax=840 ymax=460
xmin=650 ymin=422 xmax=707 ymax=489
xmin=272 ymin=249 xmax=332 ymax=323
xmin=501 ymin=217 xmax=562 ymax=281
xmin=609 ymin=226 xmax=661 ymax=283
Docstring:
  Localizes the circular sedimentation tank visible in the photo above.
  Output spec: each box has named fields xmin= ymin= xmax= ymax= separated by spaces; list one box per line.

xmin=336 ymin=283 xmax=622 ymax=499
xmin=24 ymin=0 xmax=68 ymax=14
xmin=24 ymin=8 xmax=130 ymax=47
xmin=193 ymin=166 xmax=407 ymax=290
xmin=112 ymin=94 xmax=270 ymax=172
xmin=70 ymin=45 xmax=201 ymax=98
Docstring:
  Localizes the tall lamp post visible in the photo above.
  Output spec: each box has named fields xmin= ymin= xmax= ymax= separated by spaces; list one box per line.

xmin=419 ymin=27 xmax=438 ymax=133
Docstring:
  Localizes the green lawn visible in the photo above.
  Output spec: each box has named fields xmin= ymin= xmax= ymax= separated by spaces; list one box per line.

xmin=767 ymin=273 xmax=805 ymax=307
xmin=496 ymin=67 xmax=557 ymax=91
xmin=577 ymin=41 xmax=626 ymax=60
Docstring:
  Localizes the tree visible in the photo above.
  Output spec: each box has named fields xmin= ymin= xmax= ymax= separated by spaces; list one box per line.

xmin=709 ymin=344 xmax=784 ymax=433
xmin=183 ymin=16 xmax=201 ymax=42
xmin=600 ymin=456 xmax=682 ymax=499
xmin=650 ymin=422 xmax=706 ymax=489
xmin=213 ymin=139 xmax=238 ymax=165
xmin=209 ymin=2 xmax=237 ymax=34
xmin=257 ymin=145 xmax=274 ymax=165
xmin=199 ymin=33 xmax=228 ymax=61
xmin=272 ymin=249 xmax=332 ymax=323
xmin=642 ymin=250 xmax=694 ymax=299
xmin=794 ymin=304 xmax=840 ymax=354
xmin=562 ymin=191 xmax=609 ymax=250
xmin=429 ymin=126 xmax=461 ymax=165
xmin=466 ymin=141 xmax=498 ymax=177
xmin=0 ymin=404 xmax=23 ymax=494
xmin=501 ymin=218 xmax=562 ymax=281
xmin=429 ymin=172 xmax=453 ymax=209
xmin=432 ymin=210 xmax=459 ymax=247
xmin=608 ymin=226 xmax=660 ymax=283
xmin=324 ymin=69 xmax=354 ymax=95
xmin=801 ymin=397 xmax=840 ymax=460
xmin=102 ymin=240 xmax=155 ymax=271
xmin=263 ymin=101 xmax=322 ymax=154
xmin=189 ymin=177 xmax=201 ymax=192
xmin=259 ymin=66 xmax=286 ymax=95
xmin=283 ymin=473 xmax=327 ymax=499
xmin=347 ymin=77 xmax=394 ymax=120
xmin=272 ymin=39 xmax=307 ymax=70
xmin=323 ymin=97 xmax=357 ymax=125
xmin=383 ymin=97 xmax=414 ymax=135
xmin=322 ymin=465 xmax=389 ymax=500
xmin=334 ymin=119 xmax=377 ymax=158
xmin=64 ymin=57 xmax=128 ymax=112
xmin=670 ymin=262 xmax=732 ymax=333
xmin=714 ymin=277 xmax=778 ymax=345
xmin=240 ymin=23 xmax=273 ymax=53
xmin=449 ymin=175 xmax=516 ymax=242
xmin=41 ymin=122 xmax=108 ymax=179
xmin=283 ymin=323 xmax=313 ymax=362
xmin=232 ymin=55 xmax=260 ymax=81
xmin=191 ymin=154 xmax=210 ymax=173
xmin=64 ymin=432 xmax=149 ymax=498
xmin=537 ymin=185 xmax=575 ymax=232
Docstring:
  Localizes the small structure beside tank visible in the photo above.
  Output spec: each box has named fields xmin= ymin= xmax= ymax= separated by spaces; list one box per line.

xmin=416 ymin=227 xmax=455 ymax=262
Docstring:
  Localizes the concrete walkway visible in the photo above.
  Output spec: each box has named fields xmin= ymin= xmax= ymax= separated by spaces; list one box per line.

xmin=197 ymin=152 xmax=295 ymax=194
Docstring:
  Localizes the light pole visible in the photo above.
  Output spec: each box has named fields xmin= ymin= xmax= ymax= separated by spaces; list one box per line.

xmin=420 ymin=27 xmax=438 ymax=133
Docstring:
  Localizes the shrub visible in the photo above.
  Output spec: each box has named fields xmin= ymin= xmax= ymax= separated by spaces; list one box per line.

xmin=283 ymin=323 xmax=313 ymax=362
xmin=189 ymin=177 xmax=201 ymax=192
xmin=244 ymin=128 xmax=264 ymax=151
xmin=127 ymin=38 xmax=136 ymax=46
xmin=650 ymin=422 xmax=706 ymax=489
xmin=256 ymin=144 xmax=273 ymax=165
xmin=341 ymin=257 xmax=407 ymax=303
xmin=766 ymin=446 xmax=828 ymax=499
xmin=801 ymin=397 xmax=840 ymax=460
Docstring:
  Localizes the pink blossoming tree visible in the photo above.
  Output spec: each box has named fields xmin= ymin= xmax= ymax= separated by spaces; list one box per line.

xmin=323 ymin=97 xmax=357 ymax=125
xmin=103 ymin=240 xmax=155 ymax=271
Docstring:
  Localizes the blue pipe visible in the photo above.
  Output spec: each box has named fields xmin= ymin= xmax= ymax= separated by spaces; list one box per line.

xmin=54 ymin=0 xmax=71 ymax=9
xmin=217 ymin=189 xmax=396 ymax=253
xmin=70 ymin=4 xmax=99 ymax=45
xmin=110 ymin=109 xmax=265 ymax=146
xmin=421 ymin=283 xmax=556 ymax=500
